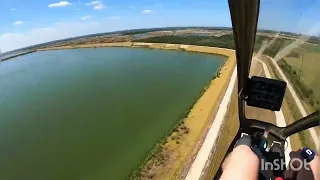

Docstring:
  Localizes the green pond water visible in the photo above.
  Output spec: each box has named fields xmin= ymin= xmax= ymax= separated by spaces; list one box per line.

xmin=0 ymin=47 xmax=225 ymax=180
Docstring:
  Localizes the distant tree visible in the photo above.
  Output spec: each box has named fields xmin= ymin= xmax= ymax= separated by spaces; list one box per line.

xmin=292 ymin=70 xmax=297 ymax=75
xmin=310 ymin=99 xmax=314 ymax=106
xmin=307 ymin=89 xmax=314 ymax=96
xmin=287 ymin=51 xmax=300 ymax=58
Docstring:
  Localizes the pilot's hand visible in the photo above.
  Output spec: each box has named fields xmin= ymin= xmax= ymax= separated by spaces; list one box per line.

xmin=284 ymin=148 xmax=316 ymax=180
xmin=221 ymin=135 xmax=259 ymax=180
xmin=234 ymin=133 xmax=252 ymax=148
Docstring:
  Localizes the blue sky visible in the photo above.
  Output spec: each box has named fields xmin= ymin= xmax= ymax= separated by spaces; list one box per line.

xmin=0 ymin=0 xmax=319 ymax=52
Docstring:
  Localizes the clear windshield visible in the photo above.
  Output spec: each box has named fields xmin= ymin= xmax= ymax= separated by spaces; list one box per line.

xmin=246 ymin=0 xmax=320 ymax=150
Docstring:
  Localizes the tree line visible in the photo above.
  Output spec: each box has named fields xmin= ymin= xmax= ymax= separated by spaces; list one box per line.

xmin=278 ymin=60 xmax=319 ymax=108
xmin=134 ymin=34 xmax=296 ymax=58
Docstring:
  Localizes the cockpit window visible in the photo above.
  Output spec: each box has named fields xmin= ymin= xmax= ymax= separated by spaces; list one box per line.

xmin=249 ymin=0 xmax=320 ymax=149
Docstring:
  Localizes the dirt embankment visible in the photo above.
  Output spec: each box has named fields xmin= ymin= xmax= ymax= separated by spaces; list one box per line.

xmin=37 ymin=42 xmax=231 ymax=57
xmin=39 ymin=42 xmax=236 ymax=179
xmin=37 ymin=42 xmax=134 ymax=51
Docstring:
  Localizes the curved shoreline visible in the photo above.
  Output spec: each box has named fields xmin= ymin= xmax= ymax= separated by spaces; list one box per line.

xmin=37 ymin=42 xmax=234 ymax=57
xmin=40 ymin=43 xmax=236 ymax=179
xmin=1 ymin=50 xmax=36 ymax=62
xmin=38 ymin=42 xmax=236 ymax=179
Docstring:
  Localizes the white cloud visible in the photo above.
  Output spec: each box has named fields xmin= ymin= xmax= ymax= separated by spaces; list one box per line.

xmin=81 ymin=15 xmax=92 ymax=20
xmin=91 ymin=1 xmax=100 ymax=5
xmin=108 ymin=16 xmax=120 ymax=20
xmin=10 ymin=8 xmax=16 ymax=11
xmin=86 ymin=1 xmax=105 ymax=9
xmin=0 ymin=21 xmax=105 ymax=52
xmin=94 ymin=3 xmax=105 ymax=9
xmin=141 ymin=9 xmax=153 ymax=14
xmin=48 ymin=1 xmax=72 ymax=8
xmin=0 ymin=16 xmax=174 ymax=52
xmin=86 ymin=1 xmax=100 ymax=5
xmin=13 ymin=21 xmax=23 ymax=25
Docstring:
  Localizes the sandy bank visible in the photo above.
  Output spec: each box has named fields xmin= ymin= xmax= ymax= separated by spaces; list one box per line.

xmin=37 ymin=42 xmax=234 ymax=58
xmin=39 ymin=42 xmax=236 ymax=179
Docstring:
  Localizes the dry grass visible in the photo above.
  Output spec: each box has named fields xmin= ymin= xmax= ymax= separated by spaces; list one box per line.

xmin=202 ymin=84 xmax=239 ymax=180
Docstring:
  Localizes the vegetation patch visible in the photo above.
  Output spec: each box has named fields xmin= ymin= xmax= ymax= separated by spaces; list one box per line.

xmin=129 ymin=71 xmax=220 ymax=179
xmin=133 ymin=35 xmax=236 ymax=50
xmin=279 ymin=46 xmax=320 ymax=110
xmin=133 ymin=35 xmax=298 ymax=58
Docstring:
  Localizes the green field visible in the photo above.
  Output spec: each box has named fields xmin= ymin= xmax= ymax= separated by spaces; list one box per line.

xmin=279 ymin=43 xmax=320 ymax=108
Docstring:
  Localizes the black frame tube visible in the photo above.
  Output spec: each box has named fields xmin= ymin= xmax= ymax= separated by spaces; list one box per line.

xmin=283 ymin=111 xmax=320 ymax=137
xmin=228 ymin=0 xmax=260 ymax=123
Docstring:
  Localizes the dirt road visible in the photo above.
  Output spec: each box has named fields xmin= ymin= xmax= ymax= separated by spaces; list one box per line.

xmin=184 ymin=67 xmax=237 ymax=180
